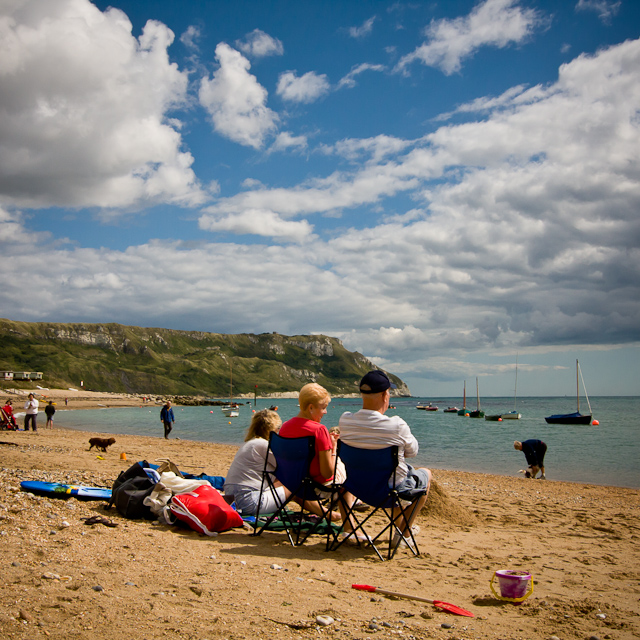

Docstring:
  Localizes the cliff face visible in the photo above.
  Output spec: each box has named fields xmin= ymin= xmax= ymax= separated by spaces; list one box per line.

xmin=0 ymin=319 xmax=411 ymax=397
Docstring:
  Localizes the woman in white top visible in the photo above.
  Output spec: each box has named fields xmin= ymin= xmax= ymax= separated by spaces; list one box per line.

xmin=223 ymin=409 xmax=288 ymax=516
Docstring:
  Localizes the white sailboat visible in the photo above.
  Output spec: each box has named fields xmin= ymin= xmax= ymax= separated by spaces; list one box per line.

xmin=221 ymin=361 xmax=239 ymax=418
xmin=486 ymin=356 xmax=522 ymax=421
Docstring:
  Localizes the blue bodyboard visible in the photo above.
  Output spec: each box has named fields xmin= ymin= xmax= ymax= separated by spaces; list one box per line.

xmin=20 ymin=481 xmax=112 ymax=500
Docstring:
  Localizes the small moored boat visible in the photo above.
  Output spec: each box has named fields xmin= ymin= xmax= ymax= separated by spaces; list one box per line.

xmin=545 ymin=360 xmax=593 ymax=425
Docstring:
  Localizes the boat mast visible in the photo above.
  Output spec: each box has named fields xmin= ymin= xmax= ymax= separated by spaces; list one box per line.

xmin=229 ymin=360 xmax=233 ymax=404
xmin=463 ymin=380 xmax=466 ymax=409
xmin=576 ymin=359 xmax=579 ymax=414
xmin=578 ymin=359 xmax=593 ymax=415
xmin=514 ymin=354 xmax=518 ymax=411
xmin=476 ymin=377 xmax=481 ymax=411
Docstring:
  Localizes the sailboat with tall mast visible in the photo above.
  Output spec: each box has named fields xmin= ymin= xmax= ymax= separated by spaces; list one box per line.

xmin=486 ymin=356 xmax=522 ymax=421
xmin=457 ymin=381 xmax=467 ymax=416
xmin=468 ymin=377 xmax=485 ymax=418
xmin=545 ymin=359 xmax=593 ymax=425
xmin=221 ymin=360 xmax=239 ymax=418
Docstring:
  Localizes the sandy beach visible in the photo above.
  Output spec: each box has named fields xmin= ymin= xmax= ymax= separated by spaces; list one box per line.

xmin=1 ymin=392 xmax=639 ymax=640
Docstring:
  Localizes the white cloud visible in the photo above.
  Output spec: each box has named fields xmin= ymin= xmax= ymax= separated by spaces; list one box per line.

xmin=0 ymin=0 xmax=205 ymax=209
xmin=270 ymin=131 xmax=308 ymax=153
xmin=323 ymin=135 xmax=412 ymax=164
xmin=199 ymin=209 xmax=314 ymax=242
xmin=348 ymin=16 xmax=376 ymax=39
xmin=199 ymin=43 xmax=278 ymax=148
xmin=235 ymin=29 xmax=284 ymax=57
xmin=575 ymin=0 xmax=621 ymax=24
xmin=180 ymin=25 xmax=201 ymax=49
xmin=396 ymin=0 xmax=542 ymax=75
xmin=276 ymin=70 xmax=330 ymax=103
xmin=337 ymin=62 xmax=386 ymax=89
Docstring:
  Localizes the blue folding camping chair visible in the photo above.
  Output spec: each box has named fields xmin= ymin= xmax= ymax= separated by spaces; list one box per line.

xmin=331 ymin=441 xmax=426 ymax=560
xmin=252 ymin=432 xmax=340 ymax=547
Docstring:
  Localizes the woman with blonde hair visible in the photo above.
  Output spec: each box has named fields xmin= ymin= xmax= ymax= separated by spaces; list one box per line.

xmin=223 ymin=409 xmax=287 ymax=516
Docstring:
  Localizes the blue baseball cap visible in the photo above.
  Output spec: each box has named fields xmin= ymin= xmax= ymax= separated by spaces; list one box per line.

xmin=359 ymin=370 xmax=397 ymax=394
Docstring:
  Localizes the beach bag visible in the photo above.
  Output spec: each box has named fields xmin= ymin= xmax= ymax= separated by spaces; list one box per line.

xmin=108 ymin=461 xmax=156 ymax=520
xmin=170 ymin=484 xmax=243 ymax=535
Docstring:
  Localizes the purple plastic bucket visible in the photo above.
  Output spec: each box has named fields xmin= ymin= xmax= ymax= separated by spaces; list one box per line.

xmin=495 ymin=570 xmax=531 ymax=600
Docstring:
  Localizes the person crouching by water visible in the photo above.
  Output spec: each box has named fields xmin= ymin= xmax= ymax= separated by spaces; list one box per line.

xmin=514 ymin=439 xmax=547 ymax=479
xmin=160 ymin=401 xmax=175 ymax=439
xmin=24 ymin=393 xmax=39 ymax=431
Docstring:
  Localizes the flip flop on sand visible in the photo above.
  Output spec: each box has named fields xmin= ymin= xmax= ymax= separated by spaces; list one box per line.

xmin=81 ymin=515 xmax=117 ymax=527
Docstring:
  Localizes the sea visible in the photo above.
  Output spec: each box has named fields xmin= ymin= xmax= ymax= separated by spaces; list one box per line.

xmin=55 ymin=395 xmax=640 ymax=489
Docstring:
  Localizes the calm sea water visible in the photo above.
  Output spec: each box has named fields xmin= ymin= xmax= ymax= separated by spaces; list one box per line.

xmin=56 ymin=396 xmax=640 ymax=489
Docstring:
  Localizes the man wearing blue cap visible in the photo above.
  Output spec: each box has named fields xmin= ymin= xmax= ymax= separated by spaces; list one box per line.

xmin=338 ymin=370 xmax=431 ymax=549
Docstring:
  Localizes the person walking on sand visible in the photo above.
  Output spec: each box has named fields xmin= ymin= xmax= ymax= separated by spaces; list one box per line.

xmin=44 ymin=400 xmax=56 ymax=429
xmin=24 ymin=393 xmax=39 ymax=431
xmin=514 ymin=439 xmax=547 ymax=479
xmin=339 ymin=370 xmax=431 ymax=548
xmin=160 ymin=401 xmax=175 ymax=439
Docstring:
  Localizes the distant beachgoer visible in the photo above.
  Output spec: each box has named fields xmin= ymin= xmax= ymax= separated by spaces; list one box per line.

xmin=2 ymin=400 xmax=17 ymax=429
xmin=514 ymin=439 xmax=547 ymax=479
xmin=24 ymin=393 xmax=39 ymax=431
xmin=44 ymin=400 xmax=56 ymax=429
xmin=65 ymin=397 xmax=68 ymax=406
xmin=160 ymin=401 xmax=175 ymax=439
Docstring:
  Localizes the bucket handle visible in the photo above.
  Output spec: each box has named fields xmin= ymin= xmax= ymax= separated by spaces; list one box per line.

xmin=490 ymin=571 xmax=534 ymax=603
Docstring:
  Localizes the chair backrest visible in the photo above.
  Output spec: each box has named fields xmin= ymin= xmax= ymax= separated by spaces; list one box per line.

xmin=337 ymin=441 xmax=399 ymax=506
xmin=269 ymin=432 xmax=316 ymax=495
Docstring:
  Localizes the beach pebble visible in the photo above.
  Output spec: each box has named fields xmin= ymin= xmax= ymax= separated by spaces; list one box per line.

xmin=596 ymin=613 xmax=606 ymax=619
xmin=12 ymin=561 xmax=20 ymax=567
xmin=368 ymin=622 xmax=380 ymax=630
xmin=316 ymin=615 xmax=334 ymax=626
xmin=92 ymin=585 xmax=104 ymax=592
xmin=588 ymin=636 xmax=601 ymax=640
xmin=549 ymin=636 xmax=560 ymax=640
xmin=441 ymin=622 xmax=453 ymax=629
xmin=18 ymin=609 xmax=32 ymax=622
xmin=125 ymin=582 xmax=136 ymax=586
xmin=60 ymin=521 xmax=70 ymax=528
xmin=42 ymin=572 xmax=61 ymax=580
xmin=270 ymin=563 xmax=283 ymax=570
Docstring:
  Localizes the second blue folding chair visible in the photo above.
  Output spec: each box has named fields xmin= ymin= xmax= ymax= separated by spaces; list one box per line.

xmin=331 ymin=441 xmax=425 ymax=560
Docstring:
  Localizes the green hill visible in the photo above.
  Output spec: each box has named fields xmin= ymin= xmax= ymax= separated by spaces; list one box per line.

xmin=0 ymin=319 xmax=410 ymax=397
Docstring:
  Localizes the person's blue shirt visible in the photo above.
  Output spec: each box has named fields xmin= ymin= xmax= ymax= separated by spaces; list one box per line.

xmin=160 ymin=406 xmax=175 ymax=423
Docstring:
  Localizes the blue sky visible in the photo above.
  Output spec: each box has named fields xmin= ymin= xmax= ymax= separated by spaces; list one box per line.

xmin=1 ymin=0 xmax=639 ymax=396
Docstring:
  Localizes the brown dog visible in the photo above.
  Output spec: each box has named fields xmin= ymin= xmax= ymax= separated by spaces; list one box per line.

xmin=88 ymin=436 xmax=116 ymax=452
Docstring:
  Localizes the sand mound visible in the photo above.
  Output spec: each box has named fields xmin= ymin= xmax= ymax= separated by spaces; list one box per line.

xmin=421 ymin=479 xmax=477 ymax=526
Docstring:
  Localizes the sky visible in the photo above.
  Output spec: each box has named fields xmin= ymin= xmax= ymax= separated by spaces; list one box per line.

xmin=1 ymin=0 xmax=639 ymax=397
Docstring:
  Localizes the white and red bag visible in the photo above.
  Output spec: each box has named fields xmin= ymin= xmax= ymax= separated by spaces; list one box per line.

xmin=170 ymin=484 xmax=243 ymax=535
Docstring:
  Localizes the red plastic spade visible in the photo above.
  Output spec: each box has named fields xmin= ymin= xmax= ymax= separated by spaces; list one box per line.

xmin=352 ymin=584 xmax=474 ymax=617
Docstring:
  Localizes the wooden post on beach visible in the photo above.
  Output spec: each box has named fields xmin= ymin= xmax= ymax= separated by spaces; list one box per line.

xmin=254 ymin=384 xmax=257 ymax=406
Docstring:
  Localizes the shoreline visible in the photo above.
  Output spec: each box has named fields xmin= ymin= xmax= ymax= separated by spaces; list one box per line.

xmin=5 ymin=388 xmax=638 ymax=491
xmin=0 ymin=427 xmax=638 ymax=640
